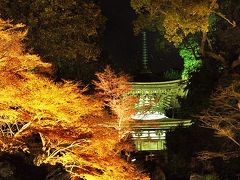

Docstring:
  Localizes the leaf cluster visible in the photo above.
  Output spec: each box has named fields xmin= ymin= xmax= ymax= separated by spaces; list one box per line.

xmin=179 ymin=38 xmax=202 ymax=79
xmin=131 ymin=0 xmax=218 ymax=45
xmin=0 ymin=0 xmax=105 ymax=62
xmin=0 ymin=19 xmax=149 ymax=179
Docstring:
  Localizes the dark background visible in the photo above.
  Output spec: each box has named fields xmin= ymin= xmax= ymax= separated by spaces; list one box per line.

xmin=99 ymin=0 xmax=183 ymax=75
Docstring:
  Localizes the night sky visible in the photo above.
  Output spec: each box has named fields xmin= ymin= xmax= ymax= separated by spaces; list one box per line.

xmin=99 ymin=0 xmax=183 ymax=75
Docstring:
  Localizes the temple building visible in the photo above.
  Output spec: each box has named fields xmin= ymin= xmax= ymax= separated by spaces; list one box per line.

xmin=130 ymin=32 xmax=191 ymax=151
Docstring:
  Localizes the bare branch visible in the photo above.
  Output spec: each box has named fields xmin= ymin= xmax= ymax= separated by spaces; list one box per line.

xmin=214 ymin=11 xmax=236 ymax=27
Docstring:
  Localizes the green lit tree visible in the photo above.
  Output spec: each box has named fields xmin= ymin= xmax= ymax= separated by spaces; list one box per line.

xmin=179 ymin=38 xmax=202 ymax=79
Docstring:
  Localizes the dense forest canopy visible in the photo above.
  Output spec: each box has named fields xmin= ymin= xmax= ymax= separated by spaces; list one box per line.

xmin=131 ymin=0 xmax=218 ymax=45
xmin=0 ymin=0 xmax=106 ymax=81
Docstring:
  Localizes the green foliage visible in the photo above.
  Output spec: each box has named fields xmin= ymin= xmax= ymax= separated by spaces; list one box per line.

xmin=179 ymin=39 xmax=202 ymax=79
xmin=163 ymin=69 xmax=181 ymax=81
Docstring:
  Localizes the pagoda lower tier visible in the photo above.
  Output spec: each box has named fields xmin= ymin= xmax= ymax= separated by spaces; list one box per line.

xmin=131 ymin=118 xmax=192 ymax=151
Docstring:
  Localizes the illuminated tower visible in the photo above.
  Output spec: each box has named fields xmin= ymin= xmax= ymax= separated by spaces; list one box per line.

xmin=141 ymin=31 xmax=151 ymax=74
xmin=130 ymin=32 xmax=191 ymax=151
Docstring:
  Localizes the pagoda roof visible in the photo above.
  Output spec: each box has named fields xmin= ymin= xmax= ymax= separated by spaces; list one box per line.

xmin=131 ymin=118 xmax=192 ymax=130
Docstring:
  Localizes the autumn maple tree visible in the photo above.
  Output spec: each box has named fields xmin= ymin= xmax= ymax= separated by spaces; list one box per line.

xmin=0 ymin=19 xmax=149 ymax=179
xmin=93 ymin=66 xmax=138 ymax=141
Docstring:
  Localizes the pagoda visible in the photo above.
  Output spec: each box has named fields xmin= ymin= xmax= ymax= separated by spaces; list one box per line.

xmin=130 ymin=32 xmax=191 ymax=151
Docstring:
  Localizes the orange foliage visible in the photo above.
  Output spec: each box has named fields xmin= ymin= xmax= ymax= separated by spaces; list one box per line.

xmin=0 ymin=19 xmax=149 ymax=179
xmin=94 ymin=66 xmax=138 ymax=140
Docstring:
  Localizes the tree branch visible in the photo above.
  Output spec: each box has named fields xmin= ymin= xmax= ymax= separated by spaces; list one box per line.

xmin=214 ymin=11 xmax=236 ymax=27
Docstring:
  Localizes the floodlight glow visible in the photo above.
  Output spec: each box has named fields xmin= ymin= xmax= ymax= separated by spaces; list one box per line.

xmin=131 ymin=111 xmax=167 ymax=120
